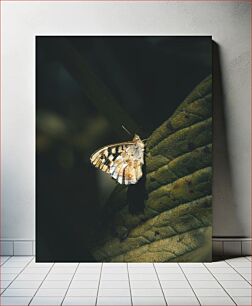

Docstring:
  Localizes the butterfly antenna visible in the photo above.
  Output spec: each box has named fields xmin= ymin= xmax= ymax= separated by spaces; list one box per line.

xmin=122 ymin=125 xmax=132 ymax=136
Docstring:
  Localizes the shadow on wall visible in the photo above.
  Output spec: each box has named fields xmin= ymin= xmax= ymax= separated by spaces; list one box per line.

xmin=212 ymin=42 xmax=244 ymax=237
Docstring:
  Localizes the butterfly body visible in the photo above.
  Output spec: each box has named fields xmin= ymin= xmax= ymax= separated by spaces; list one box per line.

xmin=90 ymin=134 xmax=144 ymax=185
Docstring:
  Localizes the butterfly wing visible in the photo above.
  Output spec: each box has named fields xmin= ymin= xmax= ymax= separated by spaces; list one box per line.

xmin=90 ymin=142 xmax=144 ymax=185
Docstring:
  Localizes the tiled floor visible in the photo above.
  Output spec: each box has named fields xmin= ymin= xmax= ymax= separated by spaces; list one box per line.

xmin=0 ymin=256 xmax=251 ymax=305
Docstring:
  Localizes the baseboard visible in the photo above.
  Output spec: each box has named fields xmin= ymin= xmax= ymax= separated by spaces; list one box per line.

xmin=0 ymin=238 xmax=251 ymax=257
xmin=212 ymin=237 xmax=251 ymax=258
xmin=0 ymin=240 xmax=35 ymax=256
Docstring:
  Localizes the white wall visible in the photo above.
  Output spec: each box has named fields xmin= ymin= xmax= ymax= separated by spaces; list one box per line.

xmin=1 ymin=1 xmax=250 ymax=240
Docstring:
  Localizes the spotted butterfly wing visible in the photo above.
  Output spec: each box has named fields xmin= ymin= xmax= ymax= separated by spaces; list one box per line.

xmin=90 ymin=135 xmax=144 ymax=185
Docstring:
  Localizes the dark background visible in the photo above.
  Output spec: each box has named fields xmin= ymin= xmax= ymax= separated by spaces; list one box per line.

xmin=36 ymin=36 xmax=212 ymax=261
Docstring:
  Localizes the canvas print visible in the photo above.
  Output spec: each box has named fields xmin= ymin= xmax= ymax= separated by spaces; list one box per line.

xmin=36 ymin=36 xmax=212 ymax=262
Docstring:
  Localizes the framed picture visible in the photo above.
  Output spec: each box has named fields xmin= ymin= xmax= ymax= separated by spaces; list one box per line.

xmin=36 ymin=36 xmax=212 ymax=262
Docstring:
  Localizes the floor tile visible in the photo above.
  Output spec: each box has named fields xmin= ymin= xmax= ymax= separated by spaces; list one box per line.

xmin=40 ymin=280 xmax=71 ymax=288
xmin=0 ymin=296 xmax=32 ymax=305
xmin=155 ymin=263 xmax=179 ymax=267
xmin=2 ymin=256 xmax=251 ymax=306
xmin=76 ymin=265 xmax=101 ymax=270
xmin=227 ymin=257 xmax=249 ymax=263
xmin=62 ymin=296 xmax=96 ymax=305
xmin=185 ymin=273 xmax=215 ymax=280
xmin=214 ymin=273 xmax=245 ymax=281
xmin=36 ymin=287 xmax=67 ymax=296
xmin=97 ymin=296 xmax=131 ymax=305
xmin=207 ymin=267 xmax=236 ymax=274
xmin=241 ymin=273 xmax=252 ymax=283
xmin=189 ymin=280 xmax=221 ymax=288
xmin=182 ymin=267 xmax=209 ymax=274
xmin=8 ymin=256 xmax=33 ymax=262
xmin=163 ymin=288 xmax=195 ymax=296
xmin=3 ymin=261 xmax=28 ymax=268
xmin=16 ymin=273 xmax=46 ymax=281
xmin=1 ymin=267 xmax=23 ymax=274
xmin=102 ymin=263 xmax=125 ymax=266
xmin=67 ymin=288 xmax=97 ymax=296
xmin=128 ymin=263 xmax=153 ymax=268
xmin=232 ymin=296 xmax=252 ymax=305
xmin=1 ymin=274 xmax=17 ymax=281
xmin=53 ymin=263 xmax=78 ymax=268
xmin=180 ymin=263 xmax=205 ymax=267
xmin=158 ymin=273 xmax=186 ymax=280
xmin=79 ymin=262 xmax=102 ymax=267
xmin=22 ymin=268 xmax=50 ymax=275
xmin=30 ymin=296 xmax=64 ymax=305
xmin=129 ymin=267 xmax=156 ymax=274
xmin=75 ymin=270 xmax=101 ymax=276
xmin=205 ymin=261 xmax=230 ymax=267
xmin=219 ymin=280 xmax=252 ymax=288
xmin=102 ymin=266 xmax=127 ymax=273
xmin=228 ymin=261 xmax=252 ymax=268
xmin=165 ymin=296 xmax=200 ymax=305
xmin=73 ymin=273 xmax=100 ymax=281
xmin=101 ymin=273 xmax=128 ymax=281
xmin=198 ymin=296 xmax=235 ymax=305
xmin=225 ymin=288 xmax=252 ymax=296
xmin=0 ymin=256 xmax=10 ymax=264
xmin=0 ymin=280 xmax=13 ymax=288
xmin=156 ymin=267 xmax=182 ymax=273
xmin=130 ymin=280 xmax=160 ymax=288
xmin=160 ymin=280 xmax=190 ymax=288
xmin=132 ymin=296 xmax=166 ymax=305
xmin=98 ymin=288 xmax=130 ymax=296
xmin=70 ymin=280 xmax=99 ymax=288
xmin=8 ymin=280 xmax=42 ymax=289
xmin=131 ymin=288 xmax=163 ymax=297
xmin=2 ymin=288 xmax=37 ymax=296
xmin=76 ymin=267 xmax=101 ymax=274
xmin=99 ymin=280 xmax=129 ymax=288
xmin=46 ymin=273 xmax=73 ymax=281
xmin=50 ymin=267 xmax=77 ymax=274
xmin=28 ymin=262 xmax=53 ymax=268
xmin=129 ymin=263 xmax=153 ymax=267
xmin=235 ymin=267 xmax=251 ymax=274
xmin=194 ymin=288 xmax=227 ymax=296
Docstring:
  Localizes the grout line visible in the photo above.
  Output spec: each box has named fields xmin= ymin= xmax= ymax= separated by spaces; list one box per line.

xmin=0 ymin=255 xmax=12 ymax=298
xmin=225 ymin=260 xmax=252 ymax=286
xmin=0 ymin=255 xmax=12 ymax=266
xmin=61 ymin=263 xmax=80 ymax=305
xmin=203 ymin=263 xmax=238 ymax=305
xmin=178 ymin=263 xmax=202 ymax=306
xmin=0 ymin=255 xmax=34 ymax=304
xmin=126 ymin=263 xmax=133 ymax=306
xmin=28 ymin=260 xmax=55 ymax=305
xmin=153 ymin=263 xmax=168 ymax=306
xmin=95 ymin=262 xmax=103 ymax=306
xmin=244 ymin=256 xmax=251 ymax=262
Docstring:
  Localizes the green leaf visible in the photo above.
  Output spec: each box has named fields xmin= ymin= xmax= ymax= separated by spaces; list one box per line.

xmin=90 ymin=75 xmax=212 ymax=262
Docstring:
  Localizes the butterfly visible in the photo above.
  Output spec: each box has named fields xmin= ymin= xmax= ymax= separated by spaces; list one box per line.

xmin=90 ymin=134 xmax=145 ymax=185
